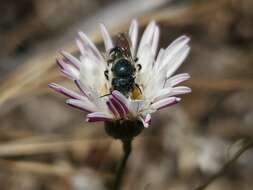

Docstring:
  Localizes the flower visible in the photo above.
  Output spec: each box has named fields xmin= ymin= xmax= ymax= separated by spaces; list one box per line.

xmin=49 ymin=19 xmax=191 ymax=130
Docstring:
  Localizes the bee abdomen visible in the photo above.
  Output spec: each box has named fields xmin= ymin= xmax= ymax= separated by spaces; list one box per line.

xmin=112 ymin=77 xmax=134 ymax=95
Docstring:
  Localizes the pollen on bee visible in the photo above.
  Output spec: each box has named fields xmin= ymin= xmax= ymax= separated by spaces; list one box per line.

xmin=131 ymin=85 xmax=143 ymax=99
xmin=100 ymin=83 xmax=110 ymax=96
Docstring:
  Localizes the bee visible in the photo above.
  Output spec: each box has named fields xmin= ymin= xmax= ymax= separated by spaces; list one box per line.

xmin=104 ymin=33 xmax=142 ymax=97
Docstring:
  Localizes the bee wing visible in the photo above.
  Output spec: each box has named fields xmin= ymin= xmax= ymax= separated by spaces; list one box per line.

xmin=115 ymin=33 xmax=132 ymax=58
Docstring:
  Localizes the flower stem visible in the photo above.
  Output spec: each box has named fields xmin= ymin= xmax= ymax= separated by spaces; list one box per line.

xmin=114 ymin=139 xmax=132 ymax=190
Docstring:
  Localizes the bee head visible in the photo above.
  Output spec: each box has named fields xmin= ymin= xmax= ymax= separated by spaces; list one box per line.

xmin=109 ymin=47 xmax=123 ymax=60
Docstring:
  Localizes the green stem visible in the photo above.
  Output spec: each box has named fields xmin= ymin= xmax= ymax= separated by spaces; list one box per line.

xmin=114 ymin=139 xmax=132 ymax=190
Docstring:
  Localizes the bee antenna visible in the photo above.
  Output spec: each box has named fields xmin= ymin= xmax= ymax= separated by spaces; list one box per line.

xmin=100 ymin=93 xmax=111 ymax=98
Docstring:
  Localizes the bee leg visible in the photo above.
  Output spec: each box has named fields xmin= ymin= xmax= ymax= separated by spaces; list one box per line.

xmin=137 ymin=64 xmax=142 ymax=71
xmin=134 ymin=57 xmax=139 ymax=62
xmin=135 ymin=83 xmax=142 ymax=94
xmin=104 ymin=70 xmax=109 ymax=80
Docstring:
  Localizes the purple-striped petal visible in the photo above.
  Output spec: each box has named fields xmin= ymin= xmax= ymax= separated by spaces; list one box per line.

xmin=76 ymin=38 xmax=99 ymax=61
xmin=74 ymin=80 xmax=88 ymax=96
xmin=111 ymin=91 xmax=129 ymax=114
xmin=60 ymin=69 xmax=78 ymax=81
xmin=109 ymin=97 xmax=126 ymax=118
xmin=61 ymin=51 xmax=81 ymax=70
xmin=106 ymin=100 xmax=118 ymax=118
xmin=56 ymin=58 xmax=80 ymax=80
xmin=56 ymin=58 xmax=64 ymax=69
xmin=144 ymin=114 xmax=151 ymax=127
xmin=86 ymin=112 xmax=113 ymax=122
xmin=139 ymin=114 xmax=151 ymax=128
xmin=48 ymin=83 xmax=84 ymax=100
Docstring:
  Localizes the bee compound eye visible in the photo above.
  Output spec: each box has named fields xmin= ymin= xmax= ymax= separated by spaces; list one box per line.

xmin=109 ymin=47 xmax=121 ymax=59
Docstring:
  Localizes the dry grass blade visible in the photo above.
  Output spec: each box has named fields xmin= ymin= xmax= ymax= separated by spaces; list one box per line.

xmin=0 ymin=138 xmax=112 ymax=157
xmin=0 ymin=159 xmax=75 ymax=177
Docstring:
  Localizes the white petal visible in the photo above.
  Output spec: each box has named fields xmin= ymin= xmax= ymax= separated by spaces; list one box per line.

xmin=129 ymin=19 xmax=139 ymax=56
xmin=100 ymin=24 xmax=114 ymax=51
xmin=137 ymin=21 xmax=156 ymax=56
xmin=166 ymin=45 xmax=190 ymax=78
xmin=63 ymin=66 xmax=80 ymax=79
xmin=171 ymin=86 xmax=192 ymax=95
xmin=78 ymin=31 xmax=103 ymax=60
xmin=153 ymin=86 xmax=191 ymax=102
xmin=164 ymin=35 xmax=190 ymax=58
xmin=153 ymin=48 xmax=165 ymax=69
xmin=49 ymin=83 xmax=84 ymax=100
xmin=158 ymin=35 xmax=190 ymax=71
xmin=76 ymin=39 xmax=85 ymax=55
xmin=151 ymin=26 xmax=160 ymax=57
xmin=165 ymin=73 xmax=190 ymax=87
xmin=145 ymin=38 xmax=189 ymax=96
xmin=79 ymin=56 xmax=104 ymax=90
xmin=151 ymin=97 xmax=180 ymax=110
xmin=66 ymin=99 xmax=97 ymax=112
xmin=137 ymin=44 xmax=154 ymax=84
xmin=128 ymin=100 xmax=146 ymax=115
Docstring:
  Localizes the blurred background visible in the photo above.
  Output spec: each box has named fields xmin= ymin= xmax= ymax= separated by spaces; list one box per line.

xmin=0 ymin=0 xmax=253 ymax=189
